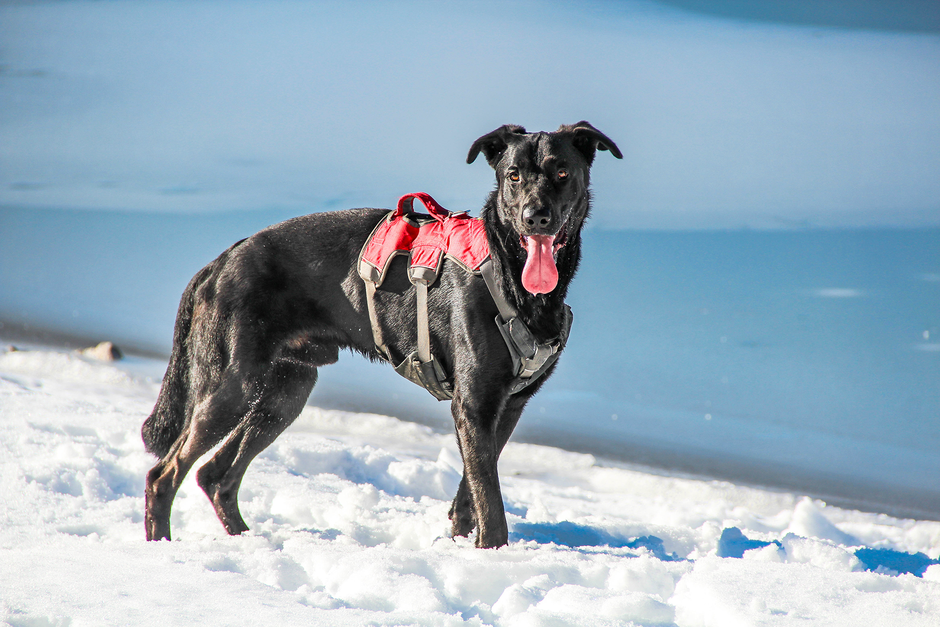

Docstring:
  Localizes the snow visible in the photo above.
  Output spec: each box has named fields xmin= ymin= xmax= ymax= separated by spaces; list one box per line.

xmin=2 ymin=0 xmax=940 ymax=623
xmin=3 ymin=345 xmax=940 ymax=626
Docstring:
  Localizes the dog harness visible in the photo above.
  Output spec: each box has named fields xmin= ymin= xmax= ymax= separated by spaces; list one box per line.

xmin=358 ymin=193 xmax=573 ymax=401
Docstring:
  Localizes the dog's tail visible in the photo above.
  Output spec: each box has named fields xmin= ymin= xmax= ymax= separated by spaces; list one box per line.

xmin=141 ymin=240 xmax=244 ymax=458
xmin=141 ymin=269 xmax=202 ymax=457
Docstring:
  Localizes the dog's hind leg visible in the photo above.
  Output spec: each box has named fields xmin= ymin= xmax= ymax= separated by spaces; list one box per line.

xmin=196 ymin=351 xmax=327 ymax=535
xmin=145 ymin=373 xmax=250 ymax=541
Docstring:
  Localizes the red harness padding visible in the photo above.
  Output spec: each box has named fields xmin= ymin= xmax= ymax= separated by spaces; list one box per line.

xmin=358 ymin=192 xmax=490 ymax=286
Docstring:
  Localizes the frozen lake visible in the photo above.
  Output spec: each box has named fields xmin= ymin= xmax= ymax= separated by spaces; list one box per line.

xmin=2 ymin=205 xmax=937 ymax=518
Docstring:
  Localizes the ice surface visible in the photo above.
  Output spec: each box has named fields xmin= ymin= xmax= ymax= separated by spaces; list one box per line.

xmin=1 ymin=0 xmax=938 ymax=229
xmin=2 ymin=210 xmax=937 ymax=519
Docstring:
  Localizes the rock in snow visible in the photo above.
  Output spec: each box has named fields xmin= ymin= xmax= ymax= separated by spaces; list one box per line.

xmin=80 ymin=341 xmax=123 ymax=362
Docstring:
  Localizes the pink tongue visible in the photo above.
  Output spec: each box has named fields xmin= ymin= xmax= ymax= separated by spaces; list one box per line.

xmin=521 ymin=235 xmax=558 ymax=294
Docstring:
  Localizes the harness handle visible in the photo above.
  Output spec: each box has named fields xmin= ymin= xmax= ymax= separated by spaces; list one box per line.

xmin=395 ymin=192 xmax=450 ymax=223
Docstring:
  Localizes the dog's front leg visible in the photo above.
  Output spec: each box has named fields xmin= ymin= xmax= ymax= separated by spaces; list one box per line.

xmin=449 ymin=392 xmax=529 ymax=541
xmin=451 ymin=392 xmax=511 ymax=548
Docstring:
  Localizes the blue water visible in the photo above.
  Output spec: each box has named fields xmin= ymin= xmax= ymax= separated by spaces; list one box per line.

xmin=2 ymin=206 xmax=938 ymax=518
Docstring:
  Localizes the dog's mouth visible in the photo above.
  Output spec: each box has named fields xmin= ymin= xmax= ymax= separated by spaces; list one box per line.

xmin=519 ymin=224 xmax=568 ymax=295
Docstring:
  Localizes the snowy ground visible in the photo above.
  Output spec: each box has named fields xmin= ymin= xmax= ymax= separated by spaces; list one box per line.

xmin=3 ymin=1 xmax=939 ymax=624
xmin=3 ymin=344 xmax=940 ymax=626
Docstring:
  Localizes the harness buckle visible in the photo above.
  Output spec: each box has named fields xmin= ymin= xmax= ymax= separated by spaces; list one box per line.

xmin=495 ymin=305 xmax=572 ymax=385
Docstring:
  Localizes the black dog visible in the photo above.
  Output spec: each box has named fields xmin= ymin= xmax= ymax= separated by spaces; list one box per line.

xmin=142 ymin=122 xmax=621 ymax=548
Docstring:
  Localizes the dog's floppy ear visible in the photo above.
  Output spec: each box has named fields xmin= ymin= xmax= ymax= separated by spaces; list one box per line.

xmin=561 ymin=121 xmax=623 ymax=164
xmin=467 ymin=124 xmax=527 ymax=167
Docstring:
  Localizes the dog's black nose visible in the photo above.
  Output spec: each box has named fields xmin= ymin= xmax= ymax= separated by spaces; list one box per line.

xmin=522 ymin=206 xmax=552 ymax=230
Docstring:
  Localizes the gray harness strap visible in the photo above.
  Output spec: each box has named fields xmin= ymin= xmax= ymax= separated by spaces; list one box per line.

xmin=395 ymin=264 xmax=453 ymax=401
xmin=480 ymin=260 xmax=573 ymax=395
xmin=363 ymin=278 xmax=390 ymax=360
xmin=359 ymin=223 xmax=571 ymax=401
xmin=360 ymin=260 xmax=453 ymax=401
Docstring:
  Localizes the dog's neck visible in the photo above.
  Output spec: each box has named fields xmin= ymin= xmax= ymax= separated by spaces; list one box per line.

xmin=481 ymin=193 xmax=585 ymax=341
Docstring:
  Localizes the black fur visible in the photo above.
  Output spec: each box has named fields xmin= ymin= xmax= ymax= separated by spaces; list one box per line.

xmin=142 ymin=122 xmax=621 ymax=548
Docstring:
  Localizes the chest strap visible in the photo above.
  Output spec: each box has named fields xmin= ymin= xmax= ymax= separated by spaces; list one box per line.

xmin=480 ymin=260 xmax=573 ymax=395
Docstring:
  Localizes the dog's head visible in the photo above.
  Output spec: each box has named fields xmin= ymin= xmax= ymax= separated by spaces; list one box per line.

xmin=467 ymin=122 xmax=622 ymax=295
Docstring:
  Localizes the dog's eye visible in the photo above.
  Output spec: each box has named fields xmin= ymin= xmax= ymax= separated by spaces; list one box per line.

xmin=509 ymin=171 xmax=520 ymax=182
xmin=557 ymin=169 xmax=569 ymax=180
